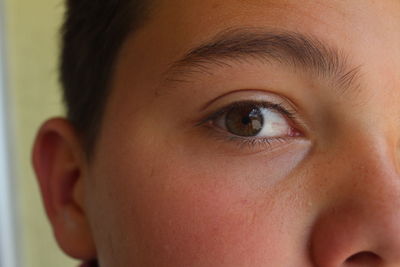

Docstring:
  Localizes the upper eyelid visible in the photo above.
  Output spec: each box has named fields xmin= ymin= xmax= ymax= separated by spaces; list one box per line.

xmin=194 ymin=100 xmax=298 ymax=131
xmin=197 ymin=88 xmax=296 ymax=113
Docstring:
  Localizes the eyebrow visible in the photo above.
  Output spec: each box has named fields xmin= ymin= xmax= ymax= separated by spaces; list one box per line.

xmin=162 ymin=27 xmax=362 ymax=94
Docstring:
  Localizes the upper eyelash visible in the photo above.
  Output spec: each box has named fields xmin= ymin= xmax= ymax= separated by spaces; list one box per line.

xmin=195 ymin=99 xmax=298 ymax=128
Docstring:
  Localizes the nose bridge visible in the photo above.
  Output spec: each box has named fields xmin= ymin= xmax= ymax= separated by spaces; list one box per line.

xmin=342 ymin=141 xmax=400 ymax=240
xmin=343 ymin=138 xmax=400 ymax=207
xmin=310 ymin=139 xmax=400 ymax=266
xmin=346 ymin=153 xmax=400 ymax=241
xmin=351 ymin=144 xmax=400 ymax=250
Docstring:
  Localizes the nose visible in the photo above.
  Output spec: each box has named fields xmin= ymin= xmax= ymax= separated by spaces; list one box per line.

xmin=310 ymin=144 xmax=400 ymax=267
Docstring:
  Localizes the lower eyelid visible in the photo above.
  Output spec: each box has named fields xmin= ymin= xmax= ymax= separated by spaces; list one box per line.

xmin=200 ymin=122 xmax=300 ymax=152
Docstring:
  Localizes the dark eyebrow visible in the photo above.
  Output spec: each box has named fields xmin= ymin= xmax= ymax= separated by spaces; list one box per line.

xmin=162 ymin=27 xmax=362 ymax=94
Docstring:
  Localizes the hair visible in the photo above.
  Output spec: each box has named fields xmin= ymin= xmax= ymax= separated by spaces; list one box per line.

xmin=60 ymin=0 xmax=150 ymax=153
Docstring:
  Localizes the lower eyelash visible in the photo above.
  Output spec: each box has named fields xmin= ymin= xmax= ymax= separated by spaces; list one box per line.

xmin=221 ymin=134 xmax=291 ymax=150
xmin=201 ymin=123 xmax=292 ymax=150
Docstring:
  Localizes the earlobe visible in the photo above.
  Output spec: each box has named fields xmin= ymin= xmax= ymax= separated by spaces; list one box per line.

xmin=32 ymin=118 xmax=97 ymax=260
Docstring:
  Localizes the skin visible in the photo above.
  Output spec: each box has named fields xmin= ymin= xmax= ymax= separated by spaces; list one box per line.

xmin=33 ymin=0 xmax=400 ymax=266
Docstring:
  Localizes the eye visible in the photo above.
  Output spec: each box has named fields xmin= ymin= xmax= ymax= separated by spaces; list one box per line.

xmin=195 ymin=96 xmax=305 ymax=152
xmin=211 ymin=101 xmax=300 ymax=138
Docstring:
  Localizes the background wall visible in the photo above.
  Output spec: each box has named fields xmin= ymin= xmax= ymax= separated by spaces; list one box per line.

xmin=4 ymin=0 xmax=77 ymax=266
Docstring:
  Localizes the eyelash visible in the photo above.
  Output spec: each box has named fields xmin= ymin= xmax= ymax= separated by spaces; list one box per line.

xmin=195 ymin=100 xmax=302 ymax=150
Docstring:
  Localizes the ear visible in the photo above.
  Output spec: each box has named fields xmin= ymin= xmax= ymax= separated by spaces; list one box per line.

xmin=32 ymin=118 xmax=96 ymax=260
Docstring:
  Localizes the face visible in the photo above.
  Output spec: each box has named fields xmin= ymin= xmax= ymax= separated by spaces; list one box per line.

xmin=36 ymin=0 xmax=400 ymax=266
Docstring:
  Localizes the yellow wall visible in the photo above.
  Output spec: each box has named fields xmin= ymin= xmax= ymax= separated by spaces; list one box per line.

xmin=4 ymin=0 xmax=77 ymax=266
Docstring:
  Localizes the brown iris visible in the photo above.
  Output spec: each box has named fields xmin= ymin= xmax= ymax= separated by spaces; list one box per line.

xmin=225 ymin=105 xmax=264 ymax=136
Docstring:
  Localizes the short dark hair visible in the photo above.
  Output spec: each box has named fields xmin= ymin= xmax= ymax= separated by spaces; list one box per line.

xmin=60 ymin=0 xmax=149 ymax=153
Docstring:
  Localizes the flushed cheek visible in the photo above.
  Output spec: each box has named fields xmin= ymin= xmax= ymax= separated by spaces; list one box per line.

xmin=112 ymin=164 xmax=299 ymax=267
xmin=92 ymin=126 xmax=311 ymax=266
xmin=135 ymin=191 xmax=257 ymax=265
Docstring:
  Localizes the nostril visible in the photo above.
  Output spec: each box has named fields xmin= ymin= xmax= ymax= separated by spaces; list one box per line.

xmin=345 ymin=251 xmax=382 ymax=265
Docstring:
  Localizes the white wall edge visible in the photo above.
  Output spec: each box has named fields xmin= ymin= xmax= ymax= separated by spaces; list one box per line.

xmin=0 ymin=0 xmax=21 ymax=266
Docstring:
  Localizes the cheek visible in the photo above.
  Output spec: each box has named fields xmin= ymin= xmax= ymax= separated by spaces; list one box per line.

xmin=87 ymin=111 xmax=312 ymax=266
xmin=89 ymin=144 xmax=310 ymax=267
xmin=132 ymin=177 xmax=267 ymax=266
xmin=110 ymin=167 xmax=278 ymax=266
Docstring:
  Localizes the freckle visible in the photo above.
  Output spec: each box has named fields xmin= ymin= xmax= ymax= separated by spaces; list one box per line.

xmin=164 ymin=244 xmax=171 ymax=252
xmin=212 ymin=2 xmax=221 ymax=9
xmin=241 ymin=199 xmax=249 ymax=205
xmin=149 ymin=167 xmax=156 ymax=178
xmin=167 ymin=219 xmax=176 ymax=228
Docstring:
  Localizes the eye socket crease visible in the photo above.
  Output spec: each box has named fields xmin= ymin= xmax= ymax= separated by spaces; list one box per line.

xmin=161 ymin=27 xmax=363 ymax=97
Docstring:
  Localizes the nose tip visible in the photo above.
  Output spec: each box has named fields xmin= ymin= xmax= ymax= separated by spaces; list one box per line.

xmin=310 ymin=205 xmax=400 ymax=267
xmin=310 ymin=156 xmax=400 ymax=267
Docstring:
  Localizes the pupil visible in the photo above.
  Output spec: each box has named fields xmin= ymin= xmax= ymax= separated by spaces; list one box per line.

xmin=226 ymin=106 xmax=264 ymax=137
xmin=242 ymin=116 xmax=251 ymax=125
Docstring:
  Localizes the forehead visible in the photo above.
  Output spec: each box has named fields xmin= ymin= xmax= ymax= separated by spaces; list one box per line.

xmin=105 ymin=0 xmax=400 ymax=121
xmin=113 ymin=0 xmax=400 ymax=96
xmin=146 ymin=0 xmax=400 ymax=42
